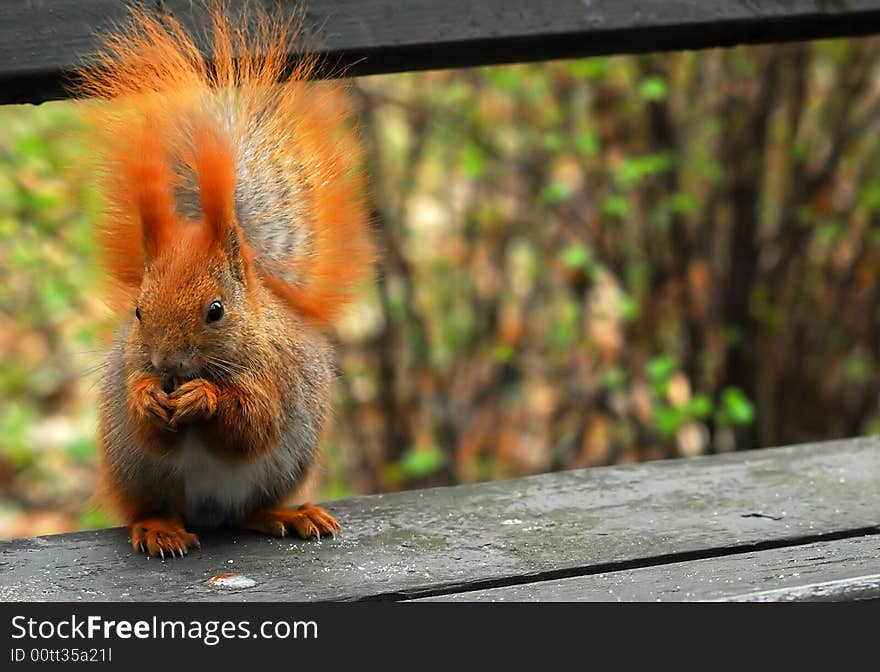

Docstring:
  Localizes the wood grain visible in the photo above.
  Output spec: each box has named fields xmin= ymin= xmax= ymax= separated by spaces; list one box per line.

xmin=416 ymin=535 xmax=880 ymax=601
xmin=2 ymin=438 xmax=880 ymax=601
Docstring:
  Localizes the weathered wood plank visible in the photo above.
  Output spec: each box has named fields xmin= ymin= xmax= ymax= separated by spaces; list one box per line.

xmin=4 ymin=1 xmax=880 ymax=104
xmin=416 ymin=535 xmax=880 ymax=601
xmin=1 ymin=438 xmax=880 ymax=601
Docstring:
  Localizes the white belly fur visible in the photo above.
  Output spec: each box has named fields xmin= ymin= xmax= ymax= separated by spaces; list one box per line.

xmin=174 ymin=430 xmax=272 ymax=527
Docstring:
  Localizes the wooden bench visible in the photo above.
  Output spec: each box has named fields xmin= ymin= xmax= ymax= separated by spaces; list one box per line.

xmin=2 ymin=439 xmax=880 ymax=601
xmin=2 ymin=1 xmax=880 ymax=601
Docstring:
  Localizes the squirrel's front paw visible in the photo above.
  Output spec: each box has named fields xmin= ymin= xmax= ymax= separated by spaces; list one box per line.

xmin=131 ymin=377 xmax=174 ymax=429
xmin=243 ymin=505 xmax=341 ymax=540
xmin=168 ymin=378 xmax=218 ymax=428
xmin=130 ymin=518 xmax=199 ymax=559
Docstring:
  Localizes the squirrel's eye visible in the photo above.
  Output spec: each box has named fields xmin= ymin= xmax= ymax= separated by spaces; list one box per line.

xmin=206 ymin=300 xmax=224 ymax=323
xmin=135 ymin=307 xmax=142 ymax=322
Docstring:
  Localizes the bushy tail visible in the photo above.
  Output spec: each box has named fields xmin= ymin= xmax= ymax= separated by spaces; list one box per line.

xmin=77 ymin=3 xmax=373 ymax=323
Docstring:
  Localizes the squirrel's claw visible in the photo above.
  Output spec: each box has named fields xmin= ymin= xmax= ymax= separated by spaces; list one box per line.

xmin=131 ymin=377 xmax=175 ymax=431
xmin=243 ymin=505 xmax=341 ymax=541
xmin=130 ymin=518 xmax=200 ymax=559
xmin=168 ymin=379 xmax=218 ymax=428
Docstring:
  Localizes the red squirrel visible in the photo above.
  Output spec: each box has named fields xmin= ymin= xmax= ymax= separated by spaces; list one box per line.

xmin=78 ymin=5 xmax=373 ymax=558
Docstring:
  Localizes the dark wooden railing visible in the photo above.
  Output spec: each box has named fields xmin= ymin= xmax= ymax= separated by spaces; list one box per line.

xmin=4 ymin=1 xmax=880 ymax=104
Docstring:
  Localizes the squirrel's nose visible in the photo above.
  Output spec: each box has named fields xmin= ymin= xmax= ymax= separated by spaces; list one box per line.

xmin=151 ymin=353 xmax=193 ymax=375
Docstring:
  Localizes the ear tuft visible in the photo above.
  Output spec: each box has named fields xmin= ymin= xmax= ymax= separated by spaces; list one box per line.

xmin=190 ymin=121 xmax=237 ymax=255
xmin=126 ymin=123 xmax=176 ymax=258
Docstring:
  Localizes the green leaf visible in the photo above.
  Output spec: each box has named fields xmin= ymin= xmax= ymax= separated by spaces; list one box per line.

xmin=686 ymin=394 xmax=713 ymax=419
xmin=669 ymin=192 xmax=695 ymax=215
xmin=654 ymin=406 xmax=682 ymax=437
xmin=647 ymin=355 xmax=677 ymax=386
xmin=619 ymin=295 xmax=640 ymax=322
xmin=541 ymin=181 xmax=573 ymax=203
xmin=561 ymin=244 xmax=594 ymax=271
xmin=78 ymin=507 xmax=114 ymax=530
xmin=614 ymin=153 xmax=675 ymax=189
xmin=639 ymin=76 xmax=669 ymax=102
xmin=39 ymin=277 xmax=71 ymax=312
xmin=20 ymin=187 xmax=63 ymax=211
xmin=485 ymin=67 xmax=522 ymax=92
xmin=568 ymin=58 xmax=608 ymax=79
xmin=721 ymin=387 xmax=756 ymax=426
xmin=492 ymin=343 xmax=515 ymax=363
xmin=398 ymin=446 xmax=445 ymax=478
xmin=603 ymin=195 xmax=629 ymax=218
xmin=0 ymin=402 xmax=38 ymax=468
xmin=66 ymin=436 xmax=95 ymax=464
xmin=15 ymin=134 xmax=49 ymax=160
xmin=577 ymin=132 xmax=599 ymax=156
xmin=463 ymin=143 xmax=486 ymax=179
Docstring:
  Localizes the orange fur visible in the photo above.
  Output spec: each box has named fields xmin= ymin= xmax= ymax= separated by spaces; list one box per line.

xmin=127 ymin=375 xmax=177 ymax=454
xmin=196 ymin=379 xmax=284 ymax=462
xmin=244 ymin=505 xmax=340 ymax=539
xmin=130 ymin=517 xmax=200 ymax=558
xmin=77 ymin=3 xmax=373 ymax=323
xmin=126 ymin=123 xmax=176 ymax=258
xmin=188 ymin=121 xmax=237 ymax=250
xmin=168 ymin=378 xmax=219 ymax=428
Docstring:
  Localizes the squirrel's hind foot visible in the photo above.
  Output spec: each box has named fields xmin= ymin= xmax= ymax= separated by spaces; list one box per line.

xmin=130 ymin=518 xmax=200 ymax=559
xmin=244 ymin=505 xmax=340 ymax=540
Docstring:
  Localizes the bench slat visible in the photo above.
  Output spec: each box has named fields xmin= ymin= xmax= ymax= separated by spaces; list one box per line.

xmin=415 ymin=535 xmax=880 ymax=601
xmin=1 ymin=438 xmax=879 ymax=601
xmin=4 ymin=0 xmax=880 ymax=104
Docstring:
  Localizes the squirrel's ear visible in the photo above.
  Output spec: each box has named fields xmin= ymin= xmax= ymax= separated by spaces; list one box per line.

xmin=126 ymin=125 xmax=175 ymax=259
xmin=191 ymin=122 xmax=239 ymax=264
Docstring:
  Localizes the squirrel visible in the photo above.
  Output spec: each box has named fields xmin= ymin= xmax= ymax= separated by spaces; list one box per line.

xmin=77 ymin=5 xmax=373 ymax=558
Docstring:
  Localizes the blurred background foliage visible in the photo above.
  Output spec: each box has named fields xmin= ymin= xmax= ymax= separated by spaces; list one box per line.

xmin=4 ymin=38 xmax=880 ymax=539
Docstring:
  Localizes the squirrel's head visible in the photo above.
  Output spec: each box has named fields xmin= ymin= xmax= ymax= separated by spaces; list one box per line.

xmin=128 ymin=120 xmax=253 ymax=382
xmin=135 ymin=226 xmax=250 ymax=381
